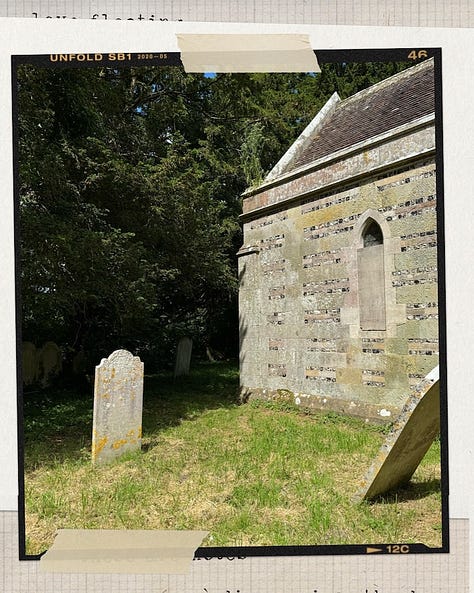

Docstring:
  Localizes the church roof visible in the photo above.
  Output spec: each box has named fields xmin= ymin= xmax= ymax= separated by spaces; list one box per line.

xmin=270 ymin=59 xmax=435 ymax=179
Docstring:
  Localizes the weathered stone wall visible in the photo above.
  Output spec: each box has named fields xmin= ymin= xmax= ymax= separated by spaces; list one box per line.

xmin=239 ymin=124 xmax=438 ymax=422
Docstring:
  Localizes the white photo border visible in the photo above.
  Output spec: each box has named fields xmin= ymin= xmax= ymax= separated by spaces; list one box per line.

xmin=13 ymin=45 xmax=447 ymax=560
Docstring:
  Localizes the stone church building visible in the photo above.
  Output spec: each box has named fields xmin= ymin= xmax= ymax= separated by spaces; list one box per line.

xmin=238 ymin=59 xmax=439 ymax=422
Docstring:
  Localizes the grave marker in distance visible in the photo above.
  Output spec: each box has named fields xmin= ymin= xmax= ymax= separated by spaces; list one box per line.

xmin=92 ymin=349 xmax=144 ymax=465
xmin=174 ymin=337 xmax=193 ymax=378
xmin=38 ymin=341 xmax=62 ymax=387
xmin=22 ymin=341 xmax=38 ymax=386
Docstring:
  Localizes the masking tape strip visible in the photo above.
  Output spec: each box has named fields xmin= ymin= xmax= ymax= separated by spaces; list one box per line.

xmin=177 ymin=34 xmax=320 ymax=72
xmin=39 ymin=529 xmax=208 ymax=574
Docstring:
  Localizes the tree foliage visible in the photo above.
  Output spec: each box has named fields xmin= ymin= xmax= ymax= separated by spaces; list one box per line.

xmin=17 ymin=60 xmax=411 ymax=374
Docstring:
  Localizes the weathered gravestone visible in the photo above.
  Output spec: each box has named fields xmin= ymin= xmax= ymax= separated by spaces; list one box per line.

xmin=72 ymin=349 xmax=86 ymax=376
xmin=38 ymin=341 xmax=62 ymax=387
xmin=91 ymin=350 xmax=144 ymax=465
xmin=22 ymin=342 xmax=39 ymax=386
xmin=174 ymin=337 xmax=193 ymax=378
xmin=354 ymin=366 xmax=440 ymax=501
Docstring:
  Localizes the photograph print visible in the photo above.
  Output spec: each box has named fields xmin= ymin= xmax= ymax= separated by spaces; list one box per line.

xmin=14 ymin=47 xmax=446 ymax=557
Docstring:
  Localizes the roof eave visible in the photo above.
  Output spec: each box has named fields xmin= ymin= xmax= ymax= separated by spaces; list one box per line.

xmin=242 ymin=112 xmax=435 ymax=200
xmin=263 ymin=91 xmax=341 ymax=182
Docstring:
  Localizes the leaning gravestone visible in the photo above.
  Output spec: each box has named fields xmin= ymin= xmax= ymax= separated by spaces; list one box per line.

xmin=38 ymin=341 xmax=62 ymax=387
xmin=174 ymin=337 xmax=193 ymax=378
xmin=22 ymin=342 xmax=39 ymax=386
xmin=91 ymin=350 xmax=144 ymax=465
xmin=354 ymin=366 xmax=440 ymax=501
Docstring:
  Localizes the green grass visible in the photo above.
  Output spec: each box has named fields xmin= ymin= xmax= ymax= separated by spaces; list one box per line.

xmin=23 ymin=361 xmax=442 ymax=554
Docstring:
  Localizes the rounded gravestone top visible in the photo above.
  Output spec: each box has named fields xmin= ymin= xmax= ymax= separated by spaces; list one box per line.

xmin=97 ymin=349 xmax=143 ymax=369
xmin=108 ymin=349 xmax=135 ymax=362
xmin=41 ymin=341 xmax=61 ymax=352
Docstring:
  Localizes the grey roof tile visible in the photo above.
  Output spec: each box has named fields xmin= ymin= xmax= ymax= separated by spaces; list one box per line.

xmin=289 ymin=60 xmax=434 ymax=172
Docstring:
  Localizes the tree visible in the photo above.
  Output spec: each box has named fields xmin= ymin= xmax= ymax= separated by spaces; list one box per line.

xmin=17 ymin=60 xmax=413 ymax=375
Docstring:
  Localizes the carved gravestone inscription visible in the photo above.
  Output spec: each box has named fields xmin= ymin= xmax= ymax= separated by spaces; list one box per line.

xmin=174 ymin=337 xmax=193 ymax=378
xmin=92 ymin=350 xmax=144 ymax=465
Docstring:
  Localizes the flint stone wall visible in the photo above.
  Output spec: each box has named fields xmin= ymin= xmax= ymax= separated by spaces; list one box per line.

xmin=239 ymin=120 xmax=439 ymax=422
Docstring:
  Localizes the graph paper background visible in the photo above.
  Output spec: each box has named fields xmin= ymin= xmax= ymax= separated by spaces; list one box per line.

xmin=0 ymin=513 xmax=469 ymax=592
xmin=0 ymin=0 xmax=473 ymax=27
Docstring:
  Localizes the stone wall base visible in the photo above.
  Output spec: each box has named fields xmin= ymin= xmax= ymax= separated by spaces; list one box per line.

xmin=240 ymin=386 xmax=400 ymax=424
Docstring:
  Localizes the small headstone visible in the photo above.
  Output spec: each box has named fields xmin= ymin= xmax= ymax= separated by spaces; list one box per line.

xmin=92 ymin=349 xmax=144 ymax=465
xmin=72 ymin=349 xmax=86 ymax=375
xmin=174 ymin=337 xmax=193 ymax=378
xmin=22 ymin=342 xmax=39 ymax=386
xmin=354 ymin=366 xmax=440 ymax=501
xmin=38 ymin=341 xmax=62 ymax=387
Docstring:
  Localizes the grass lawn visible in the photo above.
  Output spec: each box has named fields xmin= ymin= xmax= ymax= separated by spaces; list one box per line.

xmin=23 ymin=361 xmax=442 ymax=555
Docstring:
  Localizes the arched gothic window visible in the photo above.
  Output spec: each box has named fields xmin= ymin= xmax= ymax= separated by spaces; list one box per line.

xmin=358 ymin=219 xmax=386 ymax=330
xmin=363 ymin=220 xmax=384 ymax=247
